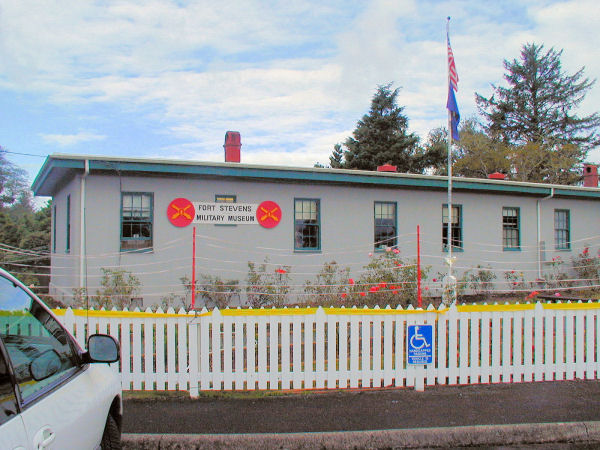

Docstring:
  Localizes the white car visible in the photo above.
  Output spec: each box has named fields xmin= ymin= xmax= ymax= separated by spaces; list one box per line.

xmin=0 ymin=268 xmax=122 ymax=449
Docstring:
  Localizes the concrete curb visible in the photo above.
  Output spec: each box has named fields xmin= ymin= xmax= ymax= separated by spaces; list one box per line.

xmin=122 ymin=421 xmax=600 ymax=449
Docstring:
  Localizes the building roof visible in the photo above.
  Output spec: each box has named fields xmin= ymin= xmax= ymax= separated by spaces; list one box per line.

xmin=32 ymin=153 xmax=600 ymax=199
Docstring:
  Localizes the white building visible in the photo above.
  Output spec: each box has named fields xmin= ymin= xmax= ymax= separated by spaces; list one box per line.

xmin=32 ymin=137 xmax=600 ymax=307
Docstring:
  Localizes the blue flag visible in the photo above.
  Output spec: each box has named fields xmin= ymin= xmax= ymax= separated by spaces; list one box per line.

xmin=447 ymin=82 xmax=460 ymax=141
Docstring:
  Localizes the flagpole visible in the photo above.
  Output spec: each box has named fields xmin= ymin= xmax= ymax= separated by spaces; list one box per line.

xmin=446 ymin=16 xmax=455 ymax=305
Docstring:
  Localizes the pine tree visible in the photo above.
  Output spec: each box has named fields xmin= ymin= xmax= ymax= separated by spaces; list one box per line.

xmin=476 ymin=43 xmax=600 ymax=152
xmin=329 ymin=144 xmax=344 ymax=168
xmin=331 ymin=84 xmax=426 ymax=172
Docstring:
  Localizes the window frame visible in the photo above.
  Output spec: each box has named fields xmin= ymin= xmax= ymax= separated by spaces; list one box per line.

xmin=120 ymin=192 xmax=154 ymax=253
xmin=502 ymin=206 xmax=521 ymax=251
xmin=0 ymin=341 xmax=19 ymax=425
xmin=52 ymin=204 xmax=57 ymax=254
xmin=65 ymin=194 xmax=70 ymax=253
xmin=294 ymin=198 xmax=321 ymax=252
xmin=215 ymin=194 xmax=236 ymax=203
xmin=215 ymin=194 xmax=237 ymax=227
xmin=554 ymin=209 xmax=571 ymax=251
xmin=374 ymin=201 xmax=397 ymax=251
xmin=442 ymin=204 xmax=463 ymax=251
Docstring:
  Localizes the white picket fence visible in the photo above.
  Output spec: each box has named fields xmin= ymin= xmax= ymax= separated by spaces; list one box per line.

xmin=52 ymin=302 xmax=600 ymax=396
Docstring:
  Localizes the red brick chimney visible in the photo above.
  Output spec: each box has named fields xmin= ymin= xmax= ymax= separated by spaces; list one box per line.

xmin=224 ymin=131 xmax=241 ymax=163
xmin=583 ymin=164 xmax=598 ymax=187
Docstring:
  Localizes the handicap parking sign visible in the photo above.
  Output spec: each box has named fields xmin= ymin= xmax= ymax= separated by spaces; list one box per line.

xmin=407 ymin=324 xmax=433 ymax=365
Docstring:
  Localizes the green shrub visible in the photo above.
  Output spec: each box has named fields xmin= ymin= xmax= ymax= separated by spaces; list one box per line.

xmin=504 ymin=270 xmax=525 ymax=292
xmin=303 ymin=261 xmax=351 ymax=307
xmin=572 ymin=246 xmax=600 ymax=286
xmin=246 ymin=258 xmax=291 ymax=308
xmin=197 ymin=274 xmax=240 ymax=309
xmin=357 ymin=251 xmax=430 ymax=307
xmin=468 ymin=265 xmax=496 ymax=299
xmin=94 ymin=268 xmax=141 ymax=309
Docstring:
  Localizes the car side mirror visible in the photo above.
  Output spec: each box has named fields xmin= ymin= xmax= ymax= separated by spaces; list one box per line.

xmin=85 ymin=334 xmax=120 ymax=363
xmin=30 ymin=349 xmax=62 ymax=381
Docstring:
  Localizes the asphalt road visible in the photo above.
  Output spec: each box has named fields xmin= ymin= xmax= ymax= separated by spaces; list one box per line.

xmin=122 ymin=380 xmax=600 ymax=434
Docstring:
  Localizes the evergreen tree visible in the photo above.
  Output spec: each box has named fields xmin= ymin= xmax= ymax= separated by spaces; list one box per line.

xmin=476 ymin=43 xmax=600 ymax=155
xmin=329 ymin=143 xmax=344 ymax=168
xmin=0 ymin=212 xmax=22 ymax=247
xmin=0 ymin=152 xmax=51 ymax=289
xmin=331 ymin=84 xmax=428 ymax=172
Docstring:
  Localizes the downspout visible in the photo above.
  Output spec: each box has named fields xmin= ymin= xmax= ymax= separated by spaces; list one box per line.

xmin=536 ymin=187 xmax=554 ymax=279
xmin=79 ymin=160 xmax=89 ymax=292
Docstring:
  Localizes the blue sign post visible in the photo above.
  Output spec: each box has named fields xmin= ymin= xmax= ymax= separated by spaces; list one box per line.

xmin=407 ymin=324 xmax=433 ymax=365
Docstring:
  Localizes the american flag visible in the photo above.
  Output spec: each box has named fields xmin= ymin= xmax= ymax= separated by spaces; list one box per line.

xmin=447 ymin=32 xmax=459 ymax=92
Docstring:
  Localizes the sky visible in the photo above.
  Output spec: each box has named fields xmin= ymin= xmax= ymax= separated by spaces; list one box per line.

xmin=1 ymin=0 xmax=599 ymax=195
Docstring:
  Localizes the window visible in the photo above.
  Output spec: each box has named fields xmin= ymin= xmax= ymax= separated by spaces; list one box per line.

xmin=216 ymin=195 xmax=236 ymax=226
xmin=0 ymin=276 xmax=79 ymax=404
xmin=554 ymin=209 xmax=570 ymax=250
xmin=121 ymin=192 xmax=153 ymax=251
xmin=66 ymin=194 xmax=71 ymax=253
xmin=215 ymin=194 xmax=236 ymax=203
xmin=294 ymin=199 xmax=320 ymax=251
xmin=0 ymin=346 xmax=18 ymax=425
xmin=502 ymin=207 xmax=520 ymax=250
xmin=53 ymin=204 xmax=57 ymax=253
xmin=442 ymin=204 xmax=462 ymax=250
xmin=374 ymin=202 xmax=397 ymax=250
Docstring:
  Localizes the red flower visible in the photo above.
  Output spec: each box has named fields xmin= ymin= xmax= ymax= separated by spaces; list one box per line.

xmin=360 ymin=292 xmax=366 ymax=297
xmin=348 ymin=278 xmax=355 ymax=285
xmin=379 ymin=282 xmax=387 ymax=288
xmin=392 ymin=290 xmax=398 ymax=295
xmin=341 ymin=293 xmax=347 ymax=299
xmin=432 ymin=278 xmax=438 ymax=282
xmin=275 ymin=268 xmax=287 ymax=274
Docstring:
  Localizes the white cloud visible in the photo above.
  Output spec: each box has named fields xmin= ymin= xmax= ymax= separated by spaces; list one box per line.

xmin=528 ymin=0 xmax=600 ymax=115
xmin=40 ymin=131 xmax=106 ymax=147
xmin=2 ymin=0 xmax=600 ymax=172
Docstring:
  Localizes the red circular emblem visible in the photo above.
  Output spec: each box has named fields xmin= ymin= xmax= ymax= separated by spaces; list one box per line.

xmin=256 ymin=201 xmax=282 ymax=228
xmin=167 ymin=198 xmax=195 ymax=227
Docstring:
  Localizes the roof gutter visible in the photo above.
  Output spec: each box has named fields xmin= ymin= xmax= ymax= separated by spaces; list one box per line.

xmin=537 ymin=188 xmax=554 ymax=279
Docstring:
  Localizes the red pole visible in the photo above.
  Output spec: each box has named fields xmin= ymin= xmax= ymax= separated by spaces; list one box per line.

xmin=191 ymin=226 xmax=196 ymax=309
xmin=417 ymin=225 xmax=422 ymax=308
